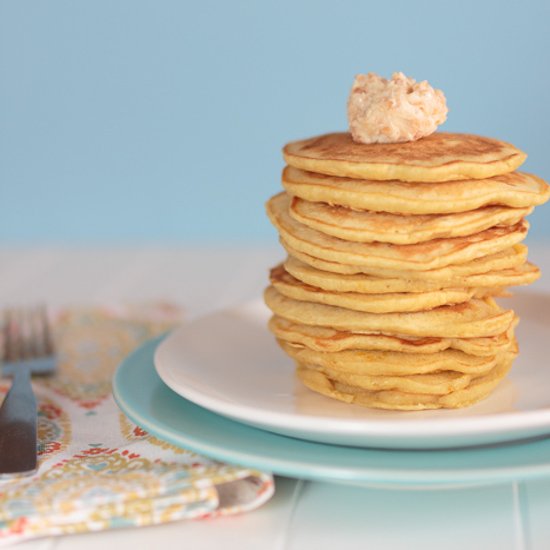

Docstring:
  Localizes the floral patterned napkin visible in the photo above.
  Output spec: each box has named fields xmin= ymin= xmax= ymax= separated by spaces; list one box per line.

xmin=0 ymin=304 xmax=274 ymax=545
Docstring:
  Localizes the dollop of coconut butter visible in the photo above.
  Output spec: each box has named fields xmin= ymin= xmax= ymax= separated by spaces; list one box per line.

xmin=347 ymin=72 xmax=448 ymax=144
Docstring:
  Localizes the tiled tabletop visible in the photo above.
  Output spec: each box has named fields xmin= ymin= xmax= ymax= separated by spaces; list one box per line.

xmin=1 ymin=244 xmax=550 ymax=550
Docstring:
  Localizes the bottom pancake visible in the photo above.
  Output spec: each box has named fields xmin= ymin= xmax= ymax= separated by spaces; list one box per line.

xmin=296 ymin=350 xmax=515 ymax=411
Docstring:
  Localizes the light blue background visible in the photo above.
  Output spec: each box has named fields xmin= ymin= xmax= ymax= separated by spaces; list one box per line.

xmin=1 ymin=0 xmax=549 ymax=243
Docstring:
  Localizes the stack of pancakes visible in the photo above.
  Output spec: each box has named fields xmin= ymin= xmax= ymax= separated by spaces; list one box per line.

xmin=264 ymin=132 xmax=550 ymax=410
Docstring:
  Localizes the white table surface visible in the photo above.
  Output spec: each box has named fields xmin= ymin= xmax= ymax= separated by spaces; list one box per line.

xmin=1 ymin=243 xmax=550 ymax=550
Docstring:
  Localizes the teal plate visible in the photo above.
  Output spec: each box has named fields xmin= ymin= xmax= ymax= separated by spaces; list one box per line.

xmin=113 ymin=337 xmax=550 ymax=489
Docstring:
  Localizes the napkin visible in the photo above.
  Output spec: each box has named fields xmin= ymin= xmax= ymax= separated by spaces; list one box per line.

xmin=0 ymin=304 xmax=274 ymax=545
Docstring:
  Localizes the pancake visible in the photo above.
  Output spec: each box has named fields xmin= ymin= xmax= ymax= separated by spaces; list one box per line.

xmin=289 ymin=196 xmax=531 ymax=244
xmin=311 ymin=367 xmax=471 ymax=395
xmin=281 ymin=239 xmax=528 ymax=280
xmin=283 ymin=132 xmax=526 ymax=182
xmin=279 ymin=340 xmax=500 ymax=376
xmin=264 ymin=286 xmax=515 ymax=338
xmin=282 ymin=242 xmax=528 ymax=280
xmin=294 ymin=362 xmax=473 ymax=395
xmin=267 ymin=193 xmax=528 ymax=272
xmin=282 ymin=166 xmax=550 ymax=214
xmin=269 ymin=315 xmax=517 ymax=356
xmin=284 ymin=256 xmax=540 ymax=293
xmin=270 ymin=264 xmax=483 ymax=313
xmin=296 ymin=352 xmax=514 ymax=410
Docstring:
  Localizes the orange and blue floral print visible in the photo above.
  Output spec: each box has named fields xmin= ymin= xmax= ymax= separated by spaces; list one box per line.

xmin=0 ymin=305 xmax=274 ymax=544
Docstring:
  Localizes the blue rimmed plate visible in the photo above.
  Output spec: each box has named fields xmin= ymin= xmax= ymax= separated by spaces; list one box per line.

xmin=113 ymin=335 xmax=550 ymax=489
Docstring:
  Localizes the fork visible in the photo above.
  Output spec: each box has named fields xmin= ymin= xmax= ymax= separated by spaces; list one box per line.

xmin=0 ymin=306 xmax=56 ymax=477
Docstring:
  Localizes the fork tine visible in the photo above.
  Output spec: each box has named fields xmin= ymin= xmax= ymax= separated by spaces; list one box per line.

xmin=2 ymin=310 xmax=10 ymax=362
xmin=17 ymin=308 xmax=27 ymax=361
xmin=28 ymin=307 xmax=44 ymax=357
xmin=32 ymin=305 xmax=48 ymax=357
xmin=3 ymin=309 xmax=19 ymax=363
xmin=41 ymin=306 xmax=54 ymax=356
xmin=22 ymin=308 xmax=36 ymax=360
xmin=18 ymin=308 xmax=30 ymax=361
xmin=41 ymin=305 xmax=55 ymax=355
xmin=32 ymin=307 xmax=44 ymax=359
xmin=14 ymin=308 xmax=25 ymax=362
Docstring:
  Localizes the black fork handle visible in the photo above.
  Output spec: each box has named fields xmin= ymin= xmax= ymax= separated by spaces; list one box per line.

xmin=0 ymin=366 xmax=37 ymax=476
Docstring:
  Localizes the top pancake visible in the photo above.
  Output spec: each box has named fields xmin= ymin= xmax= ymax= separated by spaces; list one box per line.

xmin=283 ymin=132 xmax=527 ymax=182
xmin=282 ymin=166 xmax=550 ymax=215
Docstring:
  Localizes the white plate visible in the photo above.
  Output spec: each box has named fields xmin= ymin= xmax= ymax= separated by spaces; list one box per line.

xmin=155 ymin=291 xmax=550 ymax=449
xmin=115 ymin=337 xmax=550 ymax=489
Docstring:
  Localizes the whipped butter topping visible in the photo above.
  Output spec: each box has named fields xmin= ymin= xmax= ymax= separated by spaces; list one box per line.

xmin=347 ymin=72 xmax=448 ymax=144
